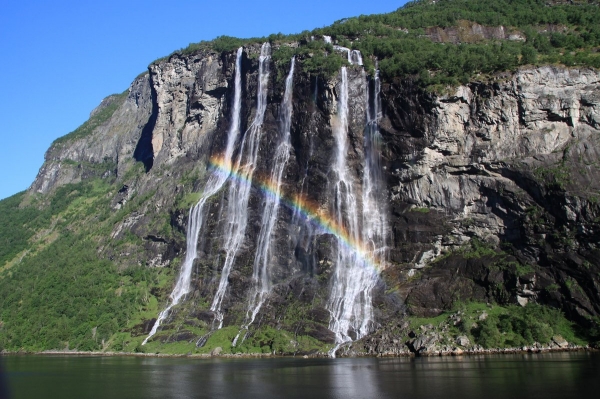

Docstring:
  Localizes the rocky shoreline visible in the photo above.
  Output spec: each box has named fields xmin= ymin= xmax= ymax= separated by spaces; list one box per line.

xmin=1 ymin=345 xmax=595 ymax=359
xmin=370 ymin=344 xmax=593 ymax=358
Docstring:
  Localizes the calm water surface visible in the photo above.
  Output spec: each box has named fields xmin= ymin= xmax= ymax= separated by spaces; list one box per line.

xmin=2 ymin=352 xmax=600 ymax=399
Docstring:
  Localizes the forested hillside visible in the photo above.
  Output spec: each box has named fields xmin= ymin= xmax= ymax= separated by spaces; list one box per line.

xmin=181 ymin=0 xmax=600 ymax=87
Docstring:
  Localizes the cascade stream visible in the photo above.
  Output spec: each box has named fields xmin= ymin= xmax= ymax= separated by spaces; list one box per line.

xmin=210 ymin=42 xmax=272 ymax=329
xmin=326 ymin=57 xmax=388 ymax=357
xmin=142 ymin=47 xmax=244 ymax=345
xmin=144 ymin=46 xmax=387 ymax=354
xmin=233 ymin=57 xmax=296 ymax=346
xmin=362 ymin=68 xmax=388 ymax=268
xmin=326 ymin=66 xmax=372 ymax=355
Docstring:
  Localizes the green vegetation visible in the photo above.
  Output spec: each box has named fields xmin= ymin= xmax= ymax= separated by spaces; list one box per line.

xmin=132 ymin=322 xmax=329 ymax=356
xmin=0 ymin=192 xmax=48 ymax=267
xmin=3 ymin=0 xmax=600 ymax=355
xmin=318 ymin=0 xmax=600 ymax=84
xmin=52 ymin=91 xmax=127 ymax=146
xmin=432 ymin=238 xmax=503 ymax=263
xmin=0 ymin=175 xmax=591 ymax=354
xmin=0 ymin=178 xmax=165 ymax=352
xmin=442 ymin=239 xmax=535 ymax=278
xmin=292 ymin=41 xmax=348 ymax=76
xmin=472 ymin=303 xmax=586 ymax=347
xmin=169 ymin=0 xmax=600 ymax=88
xmin=0 ymin=168 xmax=114 ymax=268
xmin=409 ymin=301 xmax=590 ymax=348
xmin=534 ymin=161 xmax=571 ymax=190
xmin=0 ymin=235 xmax=156 ymax=351
xmin=234 ymin=326 xmax=326 ymax=354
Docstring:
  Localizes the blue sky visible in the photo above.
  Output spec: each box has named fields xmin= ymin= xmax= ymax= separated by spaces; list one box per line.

xmin=0 ymin=0 xmax=408 ymax=200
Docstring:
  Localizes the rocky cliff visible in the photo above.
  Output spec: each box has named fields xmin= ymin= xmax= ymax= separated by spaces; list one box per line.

xmin=17 ymin=39 xmax=600 ymax=355
xmin=383 ymin=67 xmax=600 ymax=318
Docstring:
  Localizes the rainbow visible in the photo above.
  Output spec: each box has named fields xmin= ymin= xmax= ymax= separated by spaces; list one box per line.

xmin=207 ymin=154 xmax=384 ymax=273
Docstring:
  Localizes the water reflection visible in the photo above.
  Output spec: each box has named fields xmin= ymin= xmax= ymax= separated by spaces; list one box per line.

xmin=328 ymin=359 xmax=381 ymax=399
xmin=3 ymin=352 xmax=600 ymax=399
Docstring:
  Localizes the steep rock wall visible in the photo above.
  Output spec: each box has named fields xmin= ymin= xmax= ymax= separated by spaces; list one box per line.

xmin=381 ymin=66 xmax=600 ymax=323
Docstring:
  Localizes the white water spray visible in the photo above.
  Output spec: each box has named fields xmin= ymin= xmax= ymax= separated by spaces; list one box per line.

xmin=332 ymin=46 xmax=363 ymax=66
xmin=210 ymin=42 xmax=272 ymax=329
xmin=362 ymin=68 xmax=388 ymax=267
xmin=327 ymin=66 xmax=371 ymax=353
xmin=142 ymin=47 xmax=244 ymax=345
xmin=348 ymin=50 xmax=363 ymax=66
xmin=234 ymin=58 xmax=295 ymax=344
xmin=326 ymin=62 xmax=387 ymax=357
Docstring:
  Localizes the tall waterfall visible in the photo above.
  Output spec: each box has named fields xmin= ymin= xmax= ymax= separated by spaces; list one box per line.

xmin=233 ymin=57 xmax=296 ymax=346
xmin=362 ymin=68 xmax=388 ymax=278
xmin=210 ymin=42 xmax=272 ymax=329
xmin=327 ymin=66 xmax=370 ymax=351
xmin=142 ymin=47 xmax=244 ymax=345
xmin=326 ymin=63 xmax=387 ymax=356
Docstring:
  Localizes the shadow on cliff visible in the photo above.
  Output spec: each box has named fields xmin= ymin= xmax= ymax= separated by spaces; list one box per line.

xmin=133 ymin=74 xmax=158 ymax=172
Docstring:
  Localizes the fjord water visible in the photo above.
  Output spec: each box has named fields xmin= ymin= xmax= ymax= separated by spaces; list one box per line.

xmin=4 ymin=353 xmax=600 ymax=399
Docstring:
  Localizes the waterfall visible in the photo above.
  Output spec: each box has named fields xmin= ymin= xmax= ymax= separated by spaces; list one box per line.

xmin=326 ymin=62 xmax=387 ymax=357
xmin=326 ymin=66 xmax=370 ymax=353
xmin=233 ymin=57 xmax=296 ymax=346
xmin=142 ymin=47 xmax=244 ymax=345
xmin=332 ymin=46 xmax=363 ymax=66
xmin=291 ymin=76 xmax=317 ymax=228
xmin=210 ymin=42 xmax=272 ymax=329
xmin=143 ymin=44 xmax=387 ymax=352
xmin=349 ymin=50 xmax=363 ymax=66
xmin=362 ymin=68 xmax=388 ymax=269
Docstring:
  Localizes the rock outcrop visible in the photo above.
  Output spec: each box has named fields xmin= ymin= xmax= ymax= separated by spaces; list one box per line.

xmin=30 ymin=74 xmax=154 ymax=194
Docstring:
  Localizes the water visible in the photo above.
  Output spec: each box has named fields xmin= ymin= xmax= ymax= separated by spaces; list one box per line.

xmin=327 ymin=67 xmax=375 ymax=353
xmin=361 ymin=68 xmax=388 ymax=277
xmin=322 ymin=35 xmax=362 ymax=66
xmin=287 ymin=74 xmax=318 ymax=279
xmin=142 ymin=47 xmax=244 ymax=345
xmin=211 ymin=42 xmax=272 ymax=329
xmin=4 ymin=352 xmax=600 ymax=399
xmin=349 ymin=50 xmax=363 ymax=66
xmin=326 ymin=63 xmax=389 ymax=355
xmin=236 ymin=57 xmax=295 ymax=345
xmin=332 ymin=46 xmax=363 ymax=66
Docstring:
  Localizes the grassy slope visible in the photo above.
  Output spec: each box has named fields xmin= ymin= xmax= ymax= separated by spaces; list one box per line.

xmin=405 ymin=301 xmax=590 ymax=349
xmin=0 ymin=177 xmax=168 ymax=352
xmin=52 ymin=91 xmax=127 ymax=147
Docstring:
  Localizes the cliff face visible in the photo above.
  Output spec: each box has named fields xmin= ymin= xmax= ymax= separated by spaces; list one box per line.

xmin=381 ymin=67 xmax=600 ymax=323
xmin=26 ymin=45 xmax=600 ymax=354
